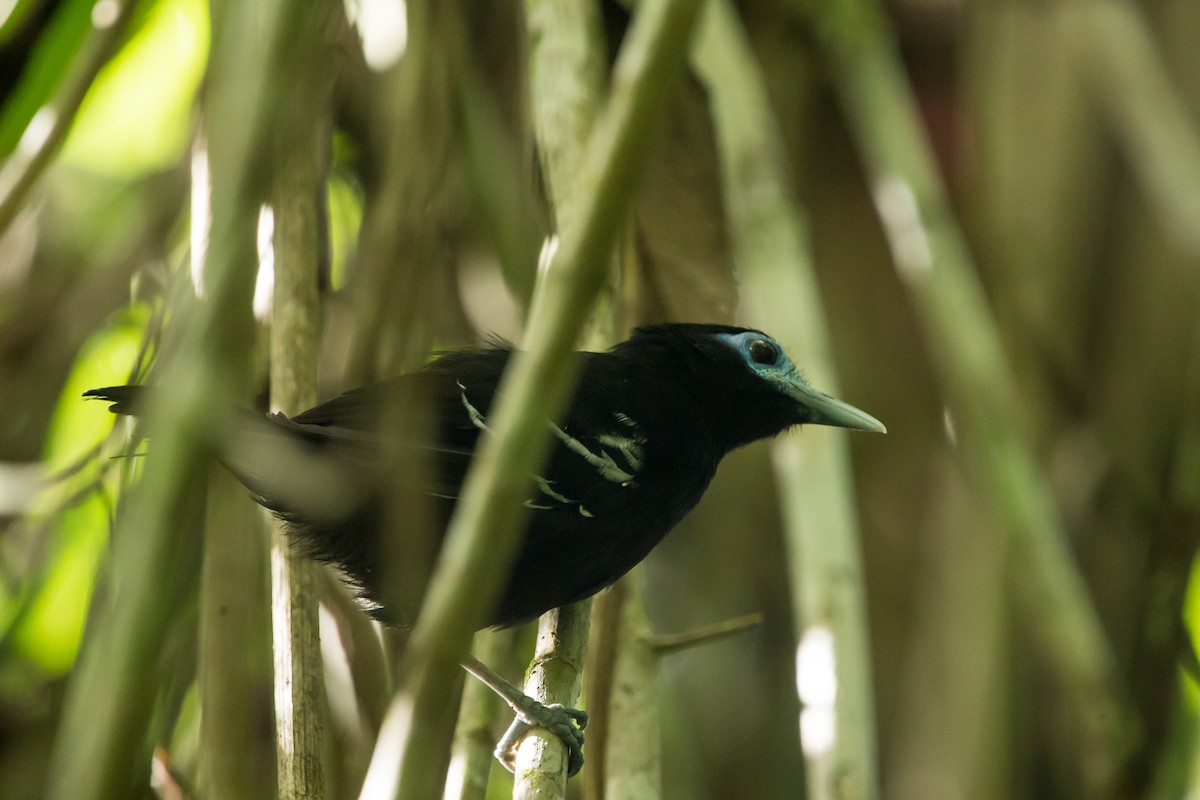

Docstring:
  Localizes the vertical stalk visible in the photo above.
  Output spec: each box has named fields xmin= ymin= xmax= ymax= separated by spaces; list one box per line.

xmin=583 ymin=580 xmax=626 ymax=800
xmin=694 ymin=2 xmax=878 ymax=797
xmin=269 ymin=4 xmax=338 ymax=796
xmin=199 ymin=466 xmax=274 ymax=800
xmin=447 ymin=629 xmax=518 ymax=800
xmin=796 ymin=0 xmax=1128 ymax=790
xmin=524 ymin=0 xmax=607 ymax=234
xmin=1067 ymin=1 xmax=1200 ymax=250
xmin=514 ymin=605 xmax=593 ymax=798
xmin=601 ymin=577 xmax=659 ymax=800
xmin=517 ymin=1 xmax=607 ymax=795
xmin=356 ymin=1 xmax=703 ymax=796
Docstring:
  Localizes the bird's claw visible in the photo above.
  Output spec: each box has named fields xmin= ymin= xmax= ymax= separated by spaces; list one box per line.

xmin=495 ymin=700 xmax=589 ymax=777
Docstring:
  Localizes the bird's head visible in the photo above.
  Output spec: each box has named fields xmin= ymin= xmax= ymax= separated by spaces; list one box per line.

xmin=625 ymin=324 xmax=885 ymax=449
xmin=711 ymin=328 xmax=886 ymax=433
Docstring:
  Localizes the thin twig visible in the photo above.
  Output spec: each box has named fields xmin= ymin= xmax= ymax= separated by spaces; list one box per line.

xmin=649 ymin=612 xmax=764 ymax=655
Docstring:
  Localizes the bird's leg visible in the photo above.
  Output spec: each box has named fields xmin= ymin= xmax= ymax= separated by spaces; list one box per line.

xmin=460 ymin=655 xmax=589 ymax=776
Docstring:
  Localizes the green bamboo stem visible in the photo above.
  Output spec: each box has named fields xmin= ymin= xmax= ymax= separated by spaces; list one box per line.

xmin=524 ymin=0 xmax=618 ymax=346
xmin=457 ymin=70 xmax=543 ymax=305
xmin=524 ymin=0 xmax=607 ymax=236
xmin=515 ymin=1 xmax=607 ymax=795
xmin=694 ymin=2 xmax=879 ymax=796
xmin=43 ymin=0 xmax=296 ymax=794
xmin=355 ymin=1 xmax=703 ymax=797
xmin=321 ymin=569 xmax=392 ymax=738
xmin=447 ymin=629 xmax=517 ymax=800
xmin=798 ymin=0 xmax=1128 ymax=790
xmin=1067 ymin=0 xmax=1200 ymax=252
xmin=269 ymin=14 xmax=333 ymax=795
xmin=199 ymin=468 xmax=273 ymax=800
xmin=602 ymin=581 xmax=659 ymax=800
xmin=514 ymin=604 xmax=592 ymax=798
xmin=45 ymin=430 xmax=211 ymax=800
xmin=343 ymin=0 xmax=450 ymax=383
xmin=583 ymin=581 xmax=628 ymax=800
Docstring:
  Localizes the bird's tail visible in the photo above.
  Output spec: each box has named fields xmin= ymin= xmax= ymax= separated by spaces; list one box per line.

xmin=84 ymin=384 xmax=371 ymax=526
xmin=83 ymin=385 xmax=144 ymax=416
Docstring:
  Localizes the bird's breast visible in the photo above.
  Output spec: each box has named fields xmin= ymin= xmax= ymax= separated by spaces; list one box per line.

xmin=488 ymin=439 xmax=720 ymax=627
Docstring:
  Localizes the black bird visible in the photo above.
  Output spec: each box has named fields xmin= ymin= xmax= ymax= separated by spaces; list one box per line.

xmin=87 ymin=322 xmax=884 ymax=774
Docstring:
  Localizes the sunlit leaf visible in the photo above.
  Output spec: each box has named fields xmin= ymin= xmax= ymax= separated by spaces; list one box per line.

xmin=43 ymin=304 xmax=149 ymax=468
xmin=1184 ymin=554 xmax=1200 ymax=708
xmin=329 ymin=170 xmax=363 ymax=292
xmin=60 ymin=0 xmax=208 ymax=178
xmin=0 ymin=0 xmax=94 ymax=159
xmin=9 ymin=304 xmax=148 ymax=674
xmin=11 ymin=495 xmax=109 ymax=674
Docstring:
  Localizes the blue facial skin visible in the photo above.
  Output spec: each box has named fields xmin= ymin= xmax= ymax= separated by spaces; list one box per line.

xmin=716 ymin=330 xmax=799 ymax=380
xmin=715 ymin=330 xmax=887 ymax=433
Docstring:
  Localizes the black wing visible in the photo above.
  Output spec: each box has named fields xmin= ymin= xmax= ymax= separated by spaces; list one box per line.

xmin=253 ymin=346 xmax=513 ymax=511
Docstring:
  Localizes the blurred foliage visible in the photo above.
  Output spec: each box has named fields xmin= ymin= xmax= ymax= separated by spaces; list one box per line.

xmin=60 ymin=0 xmax=207 ymax=177
xmin=12 ymin=304 xmax=147 ymax=674
xmin=0 ymin=0 xmax=95 ymax=158
xmin=0 ymin=0 xmax=1198 ymax=798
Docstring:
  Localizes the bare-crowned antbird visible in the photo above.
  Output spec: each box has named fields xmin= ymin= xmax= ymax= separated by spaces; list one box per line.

xmin=87 ymin=322 xmax=885 ymax=775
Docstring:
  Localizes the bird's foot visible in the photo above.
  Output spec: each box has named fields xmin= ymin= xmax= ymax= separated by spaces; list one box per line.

xmin=494 ymin=696 xmax=589 ymax=777
xmin=460 ymin=655 xmax=588 ymax=776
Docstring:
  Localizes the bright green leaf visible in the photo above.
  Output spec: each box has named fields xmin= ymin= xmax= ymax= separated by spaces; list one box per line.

xmin=12 ymin=494 xmax=109 ymax=674
xmin=9 ymin=304 xmax=148 ymax=674
xmin=0 ymin=0 xmax=93 ymax=159
xmin=60 ymin=0 xmax=209 ymax=177
xmin=43 ymin=303 xmax=149 ymax=469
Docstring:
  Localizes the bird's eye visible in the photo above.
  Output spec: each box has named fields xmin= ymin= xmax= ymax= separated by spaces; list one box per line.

xmin=748 ymin=339 xmax=779 ymax=365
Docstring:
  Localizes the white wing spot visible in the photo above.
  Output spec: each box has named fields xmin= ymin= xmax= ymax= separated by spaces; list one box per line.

xmin=459 ymin=383 xmax=625 ymax=513
xmin=458 ymin=381 xmax=490 ymax=433
xmin=533 ymin=475 xmax=575 ymax=505
xmin=549 ymin=422 xmax=636 ymax=485
xmin=596 ymin=433 xmax=645 ymax=473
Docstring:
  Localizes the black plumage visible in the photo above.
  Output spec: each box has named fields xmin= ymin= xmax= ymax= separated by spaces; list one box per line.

xmin=87 ymin=323 xmax=884 ymax=630
xmin=87 ymin=322 xmax=884 ymax=775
